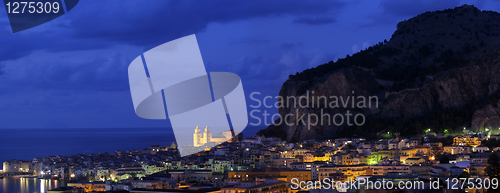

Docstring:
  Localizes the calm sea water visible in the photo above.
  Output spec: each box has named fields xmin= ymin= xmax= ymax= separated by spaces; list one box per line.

xmin=0 ymin=177 xmax=64 ymax=193
xmin=0 ymin=128 xmax=176 ymax=166
xmin=0 ymin=127 xmax=262 ymax=168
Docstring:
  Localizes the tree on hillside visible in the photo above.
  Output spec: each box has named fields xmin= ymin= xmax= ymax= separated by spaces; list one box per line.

xmin=487 ymin=153 xmax=500 ymax=179
xmin=431 ymin=146 xmax=443 ymax=157
xmin=439 ymin=154 xmax=450 ymax=164
xmin=458 ymin=171 xmax=471 ymax=178
xmin=486 ymin=153 xmax=500 ymax=193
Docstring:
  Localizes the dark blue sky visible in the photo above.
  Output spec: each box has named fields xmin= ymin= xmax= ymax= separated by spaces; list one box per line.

xmin=0 ymin=0 xmax=496 ymax=129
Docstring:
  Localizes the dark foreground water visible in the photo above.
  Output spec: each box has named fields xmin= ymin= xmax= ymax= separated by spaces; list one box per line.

xmin=0 ymin=177 xmax=65 ymax=193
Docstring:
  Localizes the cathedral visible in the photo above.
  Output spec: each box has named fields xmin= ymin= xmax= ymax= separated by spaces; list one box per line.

xmin=193 ymin=126 xmax=232 ymax=147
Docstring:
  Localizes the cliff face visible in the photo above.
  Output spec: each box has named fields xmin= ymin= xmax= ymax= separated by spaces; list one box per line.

xmin=276 ymin=68 xmax=380 ymax=142
xmin=472 ymin=100 xmax=500 ymax=131
xmin=258 ymin=5 xmax=500 ymax=142
xmin=382 ymin=58 xmax=500 ymax=118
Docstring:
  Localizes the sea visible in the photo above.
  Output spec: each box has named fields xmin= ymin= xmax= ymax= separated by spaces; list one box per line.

xmin=0 ymin=126 xmax=263 ymax=193
xmin=0 ymin=178 xmax=64 ymax=193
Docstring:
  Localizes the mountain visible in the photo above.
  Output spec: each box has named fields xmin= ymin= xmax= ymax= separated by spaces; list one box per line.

xmin=258 ymin=5 xmax=500 ymax=142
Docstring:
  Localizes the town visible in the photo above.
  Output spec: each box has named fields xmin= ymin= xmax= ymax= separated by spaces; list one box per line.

xmin=1 ymin=127 xmax=499 ymax=193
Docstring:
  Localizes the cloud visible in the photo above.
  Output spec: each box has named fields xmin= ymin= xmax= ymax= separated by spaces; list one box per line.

xmin=231 ymin=38 xmax=270 ymax=44
xmin=280 ymin=42 xmax=303 ymax=49
xmin=293 ymin=16 xmax=337 ymax=25
xmin=0 ymin=45 xmax=141 ymax=92
xmin=380 ymin=0 xmax=461 ymax=17
xmin=308 ymin=52 xmax=335 ymax=68
xmin=66 ymin=0 xmax=345 ymax=47
xmin=0 ymin=0 xmax=345 ymax=62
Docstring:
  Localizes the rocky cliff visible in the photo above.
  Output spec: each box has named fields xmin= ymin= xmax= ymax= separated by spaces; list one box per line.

xmin=258 ymin=5 xmax=500 ymax=142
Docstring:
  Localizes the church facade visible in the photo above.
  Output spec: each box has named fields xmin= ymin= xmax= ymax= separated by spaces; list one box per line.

xmin=193 ymin=126 xmax=231 ymax=147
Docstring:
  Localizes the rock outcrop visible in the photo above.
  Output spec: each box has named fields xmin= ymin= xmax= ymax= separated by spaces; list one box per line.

xmin=258 ymin=5 xmax=500 ymax=142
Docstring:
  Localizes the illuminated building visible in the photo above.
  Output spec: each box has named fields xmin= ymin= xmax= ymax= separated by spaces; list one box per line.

xmin=318 ymin=164 xmax=367 ymax=181
xmin=228 ymin=169 xmax=311 ymax=183
xmin=112 ymin=166 xmax=146 ymax=180
xmin=142 ymin=163 xmax=167 ymax=175
xmin=66 ymin=182 xmax=106 ymax=192
xmin=314 ymin=153 xmax=333 ymax=162
xmin=131 ymin=180 xmax=172 ymax=190
xmin=402 ymin=158 xmax=425 ymax=166
xmin=453 ymin=135 xmax=481 ymax=147
xmin=2 ymin=160 xmax=31 ymax=173
xmin=473 ymin=145 xmax=488 ymax=153
xmin=271 ymin=158 xmax=300 ymax=168
xmin=280 ymin=149 xmax=308 ymax=158
xmin=193 ymin=126 xmax=232 ymax=147
xmin=221 ymin=180 xmax=290 ymax=193
xmin=168 ymin=170 xmax=213 ymax=182
xmin=443 ymin=146 xmax=471 ymax=155
xmin=367 ymin=165 xmax=411 ymax=176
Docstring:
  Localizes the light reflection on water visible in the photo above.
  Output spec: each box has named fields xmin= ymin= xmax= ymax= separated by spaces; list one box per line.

xmin=0 ymin=177 xmax=65 ymax=193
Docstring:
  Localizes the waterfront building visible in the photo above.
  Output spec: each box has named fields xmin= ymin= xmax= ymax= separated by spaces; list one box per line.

xmin=2 ymin=159 xmax=31 ymax=173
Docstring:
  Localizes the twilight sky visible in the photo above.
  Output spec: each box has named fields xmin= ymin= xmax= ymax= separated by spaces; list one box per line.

xmin=0 ymin=0 xmax=497 ymax=129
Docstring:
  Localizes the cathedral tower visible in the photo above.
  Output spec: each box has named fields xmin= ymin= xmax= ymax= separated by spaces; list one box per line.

xmin=193 ymin=125 xmax=203 ymax=147
xmin=203 ymin=126 xmax=212 ymax=144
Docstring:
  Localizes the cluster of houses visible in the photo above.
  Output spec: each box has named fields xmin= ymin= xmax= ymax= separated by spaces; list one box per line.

xmin=1 ymin=131 xmax=498 ymax=192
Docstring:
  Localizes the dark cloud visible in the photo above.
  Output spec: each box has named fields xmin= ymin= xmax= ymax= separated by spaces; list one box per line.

xmin=293 ymin=16 xmax=336 ymax=25
xmin=280 ymin=42 xmax=303 ymax=49
xmin=380 ymin=0 xmax=461 ymax=17
xmin=66 ymin=0 xmax=344 ymax=47
xmin=0 ymin=0 xmax=345 ymax=62
xmin=231 ymin=38 xmax=270 ymax=44
xmin=1 ymin=50 xmax=133 ymax=92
